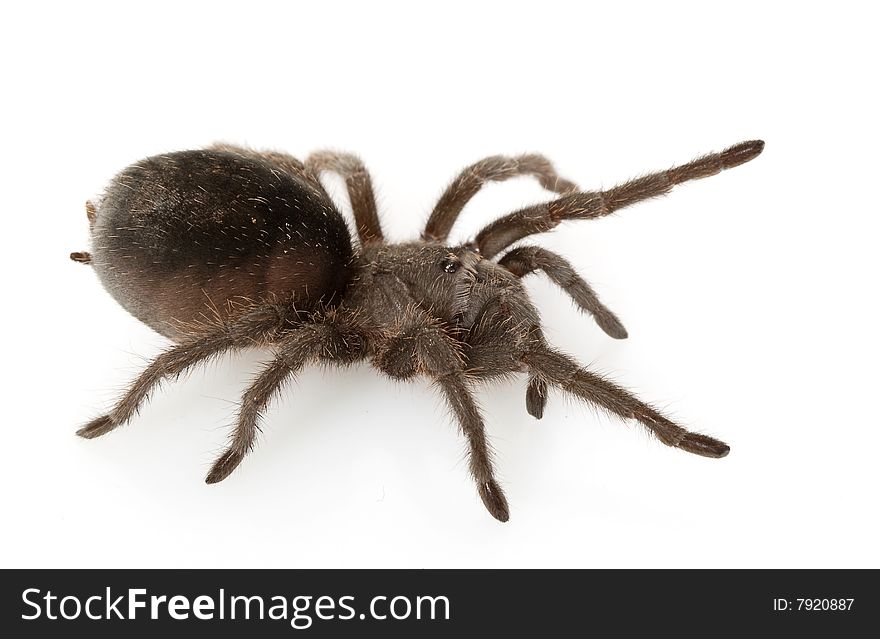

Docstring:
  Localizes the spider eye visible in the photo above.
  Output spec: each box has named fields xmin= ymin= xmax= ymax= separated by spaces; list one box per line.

xmin=441 ymin=257 xmax=460 ymax=273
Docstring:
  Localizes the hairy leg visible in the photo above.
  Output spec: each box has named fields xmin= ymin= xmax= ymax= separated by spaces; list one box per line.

xmin=439 ymin=374 xmax=509 ymax=521
xmin=206 ymin=309 xmax=368 ymax=483
xmin=424 ymin=154 xmax=577 ymax=243
xmin=523 ymin=347 xmax=729 ymax=458
xmin=306 ymin=151 xmax=383 ymax=245
xmin=76 ymin=304 xmax=290 ymax=439
xmin=374 ymin=313 xmax=509 ymax=521
xmin=499 ymin=245 xmax=627 ymax=339
xmin=475 ymin=140 xmax=765 ymax=258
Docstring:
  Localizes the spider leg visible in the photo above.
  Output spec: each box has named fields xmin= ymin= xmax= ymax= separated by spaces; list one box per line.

xmin=374 ymin=313 xmax=509 ymax=522
xmin=522 ymin=346 xmax=730 ymax=458
xmin=438 ymin=374 xmax=509 ymax=522
xmin=475 ymin=140 xmax=765 ymax=258
xmin=76 ymin=304 xmax=289 ymax=439
xmin=424 ymin=154 xmax=577 ymax=243
xmin=206 ymin=309 xmax=368 ymax=483
xmin=305 ymin=151 xmax=384 ymax=245
xmin=499 ymin=245 xmax=627 ymax=339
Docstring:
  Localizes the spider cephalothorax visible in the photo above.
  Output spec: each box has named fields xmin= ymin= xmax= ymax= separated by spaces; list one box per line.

xmin=73 ymin=140 xmax=764 ymax=521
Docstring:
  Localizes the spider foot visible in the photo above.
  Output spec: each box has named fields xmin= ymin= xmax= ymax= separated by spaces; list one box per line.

xmin=479 ymin=479 xmax=510 ymax=523
xmin=724 ymin=140 xmax=765 ymax=168
xmin=205 ymin=447 xmax=246 ymax=484
xmin=526 ymin=377 xmax=547 ymax=419
xmin=76 ymin=415 xmax=117 ymax=438
xmin=677 ymin=433 xmax=730 ymax=458
xmin=594 ymin=310 xmax=628 ymax=340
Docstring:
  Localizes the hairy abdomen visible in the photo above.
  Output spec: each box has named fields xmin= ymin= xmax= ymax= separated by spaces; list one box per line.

xmin=90 ymin=150 xmax=353 ymax=341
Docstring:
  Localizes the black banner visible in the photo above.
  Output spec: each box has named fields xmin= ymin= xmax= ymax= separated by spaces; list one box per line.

xmin=2 ymin=569 xmax=875 ymax=636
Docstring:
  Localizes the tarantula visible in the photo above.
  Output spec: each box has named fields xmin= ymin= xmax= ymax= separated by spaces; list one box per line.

xmin=73 ymin=140 xmax=764 ymax=521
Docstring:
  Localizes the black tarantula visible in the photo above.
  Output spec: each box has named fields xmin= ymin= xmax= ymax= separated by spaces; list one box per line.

xmin=73 ymin=140 xmax=764 ymax=522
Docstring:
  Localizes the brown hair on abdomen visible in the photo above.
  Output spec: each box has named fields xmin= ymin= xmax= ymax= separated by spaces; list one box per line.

xmin=89 ymin=150 xmax=354 ymax=341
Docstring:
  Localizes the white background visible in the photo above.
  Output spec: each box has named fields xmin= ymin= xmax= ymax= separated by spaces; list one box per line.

xmin=2 ymin=1 xmax=877 ymax=568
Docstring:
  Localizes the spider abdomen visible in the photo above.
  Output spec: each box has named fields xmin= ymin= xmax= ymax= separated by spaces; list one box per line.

xmin=89 ymin=150 xmax=354 ymax=340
